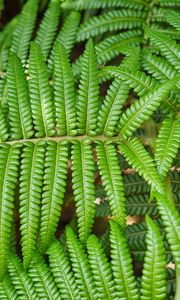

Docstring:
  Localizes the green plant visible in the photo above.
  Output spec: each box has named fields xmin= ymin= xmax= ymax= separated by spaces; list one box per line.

xmin=0 ymin=0 xmax=180 ymax=299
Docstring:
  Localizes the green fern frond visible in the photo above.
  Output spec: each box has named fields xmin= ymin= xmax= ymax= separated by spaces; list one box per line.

xmin=77 ymin=10 xmax=147 ymax=41
xmin=123 ymin=173 xmax=149 ymax=196
xmin=144 ymin=26 xmax=180 ymax=71
xmin=140 ymin=215 xmax=166 ymax=299
xmin=155 ymin=192 xmax=180 ymax=275
xmin=118 ymin=138 xmax=164 ymax=193
xmin=48 ymin=240 xmax=80 ymax=300
xmin=19 ymin=142 xmax=45 ymax=269
xmin=8 ymin=252 xmax=39 ymax=300
xmin=96 ymin=79 xmax=129 ymax=136
xmin=126 ymin=194 xmax=158 ymax=216
xmin=48 ymin=11 xmax=80 ymax=73
xmin=165 ymin=11 xmax=180 ymax=31
xmin=7 ymin=53 xmax=33 ymax=140
xmin=28 ymin=42 xmax=55 ymax=137
xmin=110 ymin=220 xmax=139 ymax=299
xmin=0 ymin=144 xmax=20 ymax=280
xmin=62 ymin=0 xmax=148 ymax=10
xmin=54 ymin=42 xmax=77 ymax=136
xmin=155 ymin=117 xmax=180 ymax=177
xmin=126 ymin=221 xmax=147 ymax=252
xmin=0 ymin=17 xmax=18 ymax=71
xmin=29 ymin=252 xmax=60 ymax=299
xmin=159 ymin=0 xmax=180 ymax=7
xmin=0 ymin=275 xmax=18 ymax=299
xmin=77 ymin=39 xmax=99 ymax=135
xmin=71 ymin=140 xmax=96 ymax=244
xmin=87 ymin=234 xmax=117 ymax=300
xmin=118 ymin=79 xmax=177 ymax=138
xmin=141 ymin=49 xmax=179 ymax=83
xmin=39 ymin=141 xmax=68 ymax=253
xmin=66 ymin=226 xmax=98 ymax=299
xmin=35 ymin=0 xmax=61 ymax=60
xmin=96 ymin=141 xmax=126 ymax=226
xmin=10 ymin=0 xmax=38 ymax=64
xmin=0 ymin=102 xmax=8 ymax=142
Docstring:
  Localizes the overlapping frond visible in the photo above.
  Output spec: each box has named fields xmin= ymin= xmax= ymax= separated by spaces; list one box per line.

xmin=96 ymin=141 xmax=126 ymax=226
xmin=35 ymin=0 xmax=61 ymax=60
xmin=77 ymin=10 xmax=147 ymax=41
xmin=155 ymin=116 xmax=180 ymax=177
xmin=141 ymin=215 xmax=166 ymax=299
xmin=165 ymin=11 xmax=180 ymax=31
xmin=10 ymin=0 xmax=38 ymax=64
xmin=0 ymin=144 xmax=20 ymax=280
xmin=39 ymin=141 xmax=68 ymax=253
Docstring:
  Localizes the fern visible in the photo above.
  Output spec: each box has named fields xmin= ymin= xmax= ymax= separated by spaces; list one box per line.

xmin=35 ymin=0 xmax=61 ymax=60
xmin=77 ymin=10 xmax=147 ymax=41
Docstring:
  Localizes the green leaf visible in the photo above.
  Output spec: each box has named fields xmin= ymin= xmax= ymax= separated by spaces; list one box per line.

xmin=118 ymin=79 xmax=177 ymax=138
xmin=66 ymin=226 xmax=97 ymax=299
xmin=77 ymin=39 xmax=99 ymax=135
xmin=141 ymin=215 xmax=166 ymax=299
xmin=97 ymin=79 xmax=129 ymax=136
xmin=165 ymin=10 xmax=180 ymax=31
xmin=19 ymin=142 xmax=45 ymax=269
xmin=110 ymin=220 xmax=139 ymax=299
xmin=0 ymin=275 xmax=18 ymax=300
xmin=77 ymin=10 xmax=147 ymax=41
xmin=7 ymin=52 xmax=33 ymax=140
xmin=96 ymin=141 xmax=126 ymax=226
xmin=28 ymin=42 xmax=55 ymax=137
xmin=29 ymin=252 xmax=60 ymax=300
xmin=0 ymin=144 xmax=20 ymax=280
xmin=48 ymin=240 xmax=80 ymax=300
xmin=87 ymin=234 xmax=117 ymax=300
xmin=71 ymin=140 xmax=96 ymax=244
xmin=118 ymin=138 xmax=164 ymax=194
xmin=54 ymin=43 xmax=77 ymax=136
xmin=35 ymin=0 xmax=61 ymax=60
xmin=155 ymin=117 xmax=180 ymax=177
xmin=8 ymin=252 xmax=39 ymax=300
xmin=10 ymin=0 xmax=38 ymax=64
xmin=39 ymin=141 xmax=68 ymax=253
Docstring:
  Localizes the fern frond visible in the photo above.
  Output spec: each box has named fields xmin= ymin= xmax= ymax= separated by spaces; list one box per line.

xmin=8 ymin=252 xmax=39 ymax=300
xmin=118 ymin=79 xmax=177 ymax=138
xmin=0 ymin=17 xmax=18 ymax=71
xmin=66 ymin=226 xmax=97 ymax=299
xmin=39 ymin=141 xmax=68 ymax=253
xmin=0 ymin=144 xmax=20 ymax=280
xmin=10 ymin=0 xmax=38 ymax=64
xmin=28 ymin=42 xmax=55 ymax=137
xmin=118 ymin=138 xmax=164 ymax=193
xmin=140 ymin=215 xmax=166 ymax=299
xmin=155 ymin=117 xmax=180 ymax=177
xmin=110 ymin=220 xmax=139 ymax=299
xmin=48 ymin=11 xmax=80 ymax=73
xmin=35 ymin=0 xmax=61 ymax=60
xmin=48 ymin=240 xmax=80 ymax=299
xmin=7 ymin=53 xmax=33 ymax=140
xmin=159 ymin=0 xmax=180 ymax=7
xmin=0 ymin=102 xmax=8 ymax=142
xmin=165 ymin=11 xmax=180 ymax=31
xmin=62 ymin=0 xmax=148 ymax=10
xmin=54 ymin=43 xmax=77 ymax=136
xmin=155 ymin=192 xmax=180 ymax=275
xmin=71 ymin=140 xmax=96 ymax=244
xmin=141 ymin=49 xmax=179 ymax=83
xmin=144 ymin=26 xmax=180 ymax=71
xmin=96 ymin=141 xmax=126 ymax=226
xmin=29 ymin=252 xmax=60 ymax=300
xmin=126 ymin=194 xmax=158 ymax=216
xmin=77 ymin=39 xmax=99 ymax=135
xmin=97 ymin=79 xmax=129 ymax=136
xmin=77 ymin=10 xmax=147 ymax=41
xmin=123 ymin=173 xmax=149 ymax=196
xmin=126 ymin=221 xmax=147 ymax=252
xmin=87 ymin=234 xmax=116 ymax=300
xmin=19 ymin=142 xmax=45 ymax=269
xmin=0 ymin=275 xmax=18 ymax=299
